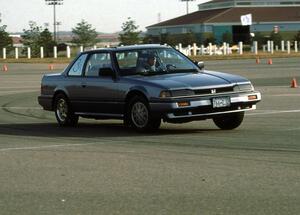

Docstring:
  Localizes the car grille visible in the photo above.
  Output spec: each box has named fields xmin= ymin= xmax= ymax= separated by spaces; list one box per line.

xmin=194 ymin=86 xmax=234 ymax=95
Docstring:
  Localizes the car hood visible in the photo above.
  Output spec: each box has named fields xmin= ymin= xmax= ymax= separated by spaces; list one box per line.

xmin=127 ymin=70 xmax=249 ymax=90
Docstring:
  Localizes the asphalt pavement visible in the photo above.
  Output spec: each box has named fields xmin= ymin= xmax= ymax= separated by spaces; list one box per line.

xmin=0 ymin=58 xmax=299 ymax=215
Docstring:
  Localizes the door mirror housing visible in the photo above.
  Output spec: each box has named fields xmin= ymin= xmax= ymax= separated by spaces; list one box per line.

xmin=194 ymin=61 xmax=204 ymax=70
xmin=99 ymin=67 xmax=116 ymax=79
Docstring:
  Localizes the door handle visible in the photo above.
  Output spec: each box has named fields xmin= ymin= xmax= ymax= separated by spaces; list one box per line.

xmin=81 ymin=83 xmax=87 ymax=88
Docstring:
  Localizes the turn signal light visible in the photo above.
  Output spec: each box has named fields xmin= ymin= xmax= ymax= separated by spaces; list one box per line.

xmin=248 ymin=95 xmax=257 ymax=100
xmin=177 ymin=101 xmax=190 ymax=107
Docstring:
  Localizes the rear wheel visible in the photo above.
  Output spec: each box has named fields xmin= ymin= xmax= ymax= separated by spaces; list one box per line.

xmin=213 ymin=112 xmax=244 ymax=130
xmin=54 ymin=94 xmax=79 ymax=127
xmin=126 ymin=96 xmax=161 ymax=131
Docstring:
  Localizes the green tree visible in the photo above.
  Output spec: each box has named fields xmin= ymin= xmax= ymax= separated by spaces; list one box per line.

xmin=22 ymin=21 xmax=43 ymax=56
xmin=160 ymin=33 xmax=177 ymax=46
xmin=0 ymin=25 xmax=13 ymax=52
xmin=180 ymin=32 xmax=197 ymax=47
xmin=270 ymin=31 xmax=282 ymax=46
xmin=142 ymin=34 xmax=160 ymax=44
xmin=203 ymin=35 xmax=215 ymax=46
xmin=22 ymin=21 xmax=56 ymax=57
xmin=222 ymin=31 xmax=233 ymax=45
xmin=253 ymin=32 xmax=266 ymax=49
xmin=294 ymin=31 xmax=300 ymax=42
xmin=72 ymin=20 xmax=98 ymax=47
xmin=39 ymin=28 xmax=56 ymax=57
xmin=119 ymin=17 xmax=141 ymax=45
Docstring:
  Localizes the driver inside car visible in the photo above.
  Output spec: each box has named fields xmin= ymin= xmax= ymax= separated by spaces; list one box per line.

xmin=136 ymin=53 xmax=159 ymax=73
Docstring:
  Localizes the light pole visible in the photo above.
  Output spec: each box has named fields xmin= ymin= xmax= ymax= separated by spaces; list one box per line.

xmin=45 ymin=0 xmax=63 ymax=42
xmin=180 ymin=0 xmax=196 ymax=14
xmin=56 ymin=21 xmax=62 ymax=42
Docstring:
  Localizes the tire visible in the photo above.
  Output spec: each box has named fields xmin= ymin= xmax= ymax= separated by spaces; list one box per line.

xmin=213 ymin=112 xmax=244 ymax=130
xmin=126 ymin=96 xmax=161 ymax=131
xmin=54 ymin=94 xmax=79 ymax=127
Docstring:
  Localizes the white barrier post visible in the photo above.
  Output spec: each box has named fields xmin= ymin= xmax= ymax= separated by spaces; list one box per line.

xmin=187 ymin=45 xmax=191 ymax=56
xmin=80 ymin=46 xmax=84 ymax=52
xmin=15 ymin=47 xmax=19 ymax=59
xmin=54 ymin=46 xmax=57 ymax=58
xmin=93 ymin=45 xmax=97 ymax=50
xmin=40 ymin=47 xmax=44 ymax=59
xmin=178 ymin=43 xmax=182 ymax=52
xmin=263 ymin=45 xmax=266 ymax=52
xmin=270 ymin=41 xmax=274 ymax=54
xmin=27 ymin=47 xmax=31 ymax=59
xmin=267 ymin=40 xmax=271 ymax=52
xmin=200 ymin=45 xmax=204 ymax=55
xmin=3 ymin=48 xmax=6 ymax=59
xmin=227 ymin=43 xmax=231 ymax=54
xmin=223 ymin=42 xmax=227 ymax=55
xmin=281 ymin=40 xmax=285 ymax=52
xmin=192 ymin=43 xmax=197 ymax=56
xmin=295 ymin=41 xmax=298 ymax=53
xmin=287 ymin=41 xmax=291 ymax=54
xmin=253 ymin=41 xmax=258 ymax=55
xmin=238 ymin=42 xmax=243 ymax=55
xmin=214 ymin=45 xmax=218 ymax=55
xmin=209 ymin=43 xmax=213 ymax=55
xmin=67 ymin=46 xmax=71 ymax=58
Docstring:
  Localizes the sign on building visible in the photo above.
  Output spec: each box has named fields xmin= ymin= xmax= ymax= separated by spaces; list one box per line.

xmin=241 ymin=14 xmax=252 ymax=26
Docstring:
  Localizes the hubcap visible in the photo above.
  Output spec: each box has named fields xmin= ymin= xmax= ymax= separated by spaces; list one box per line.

xmin=131 ymin=102 xmax=148 ymax=128
xmin=56 ymin=98 xmax=68 ymax=122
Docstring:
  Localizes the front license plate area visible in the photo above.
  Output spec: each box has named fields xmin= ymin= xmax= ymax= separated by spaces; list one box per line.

xmin=212 ymin=97 xmax=231 ymax=108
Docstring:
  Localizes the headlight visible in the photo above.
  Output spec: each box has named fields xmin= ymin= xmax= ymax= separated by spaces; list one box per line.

xmin=159 ymin=90 xmax=172 ymax=98
xmin=159 ymin=89 xmax=195 ymax=98
xmin=234 ymin=83 xmax=254 ymax=92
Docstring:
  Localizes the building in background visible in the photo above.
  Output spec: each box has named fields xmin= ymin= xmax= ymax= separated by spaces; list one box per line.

xmin=146 ymin=0 xmax=300 ymax=44
xmin=9 ymin=34 xmax=24 ymax=48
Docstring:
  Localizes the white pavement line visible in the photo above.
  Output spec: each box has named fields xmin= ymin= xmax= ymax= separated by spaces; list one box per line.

xmin=0 ymin=86 xmax=40 ymax=89
xmin=247 ymin=109 xmax=300 ymax=116
xmin=0 ymin=142 xmax=99 ymax=152
xmin=0 ymin=139 xmax=134 ymax=153
xmin=269 ymin=94 xmax=300 ymax=97
xmin=0 ymin=107 xmax=42 ymax=110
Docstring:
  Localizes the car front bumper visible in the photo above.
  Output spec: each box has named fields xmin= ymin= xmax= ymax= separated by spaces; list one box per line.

xmin=149 ymin=91 xmax=261 ymax=123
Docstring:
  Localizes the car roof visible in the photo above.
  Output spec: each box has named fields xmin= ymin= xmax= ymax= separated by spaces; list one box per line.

xmin=81 ymin=44 xmax=171 ymax=54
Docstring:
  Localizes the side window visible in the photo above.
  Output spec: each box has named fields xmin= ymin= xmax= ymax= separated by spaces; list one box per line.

xmin=116 ymin=51 xmax=138 ymax=76
xmin=85 ymin=53 xmax=112 ymax=77
xmin=68 ymin=54 xmax=88 ymax=76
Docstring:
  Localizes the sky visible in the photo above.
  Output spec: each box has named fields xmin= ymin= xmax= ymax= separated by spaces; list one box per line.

xmin=0 ymin=0 xmax=210 ymax=33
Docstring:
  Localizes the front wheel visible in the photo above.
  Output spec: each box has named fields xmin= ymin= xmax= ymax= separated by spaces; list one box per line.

xmin=54 ymin=94 xmax=79 ymax=127
xmin=126 ymin=96 xmax=161 ymax=132
xmin=213 ymin=112 xmax=244 ymax=130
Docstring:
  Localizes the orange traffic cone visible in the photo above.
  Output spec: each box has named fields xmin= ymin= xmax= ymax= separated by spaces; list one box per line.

xmin=256 ymin=58 xmax=260 ymax=64
xmin=49 ymin=64 xmax=54 ymax=70
xmin=267 ymin=59 xmax=273 ymax=65
xmin=291 ymin=78 xmax=298 ymax=88
xmin=2 ymin=64 xmax=8 ymax=72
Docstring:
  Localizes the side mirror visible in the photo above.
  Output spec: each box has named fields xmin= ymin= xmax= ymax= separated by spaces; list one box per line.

xmin=99 ymin=67 xmax=116 ymax=79
xmin=195 ymin=61 xmax=204 ymax=70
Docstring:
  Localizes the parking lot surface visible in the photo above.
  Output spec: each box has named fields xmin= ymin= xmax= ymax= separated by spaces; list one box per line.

xmin=0 ymin=58 xmax=299 ymax=215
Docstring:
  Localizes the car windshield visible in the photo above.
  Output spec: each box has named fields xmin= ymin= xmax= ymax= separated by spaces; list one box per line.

xmin=115 ymin=48 xmax=199 ymax=76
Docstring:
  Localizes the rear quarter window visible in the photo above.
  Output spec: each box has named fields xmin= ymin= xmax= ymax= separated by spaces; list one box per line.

xmin=68 ymin=54 xmax=88 ymax=76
